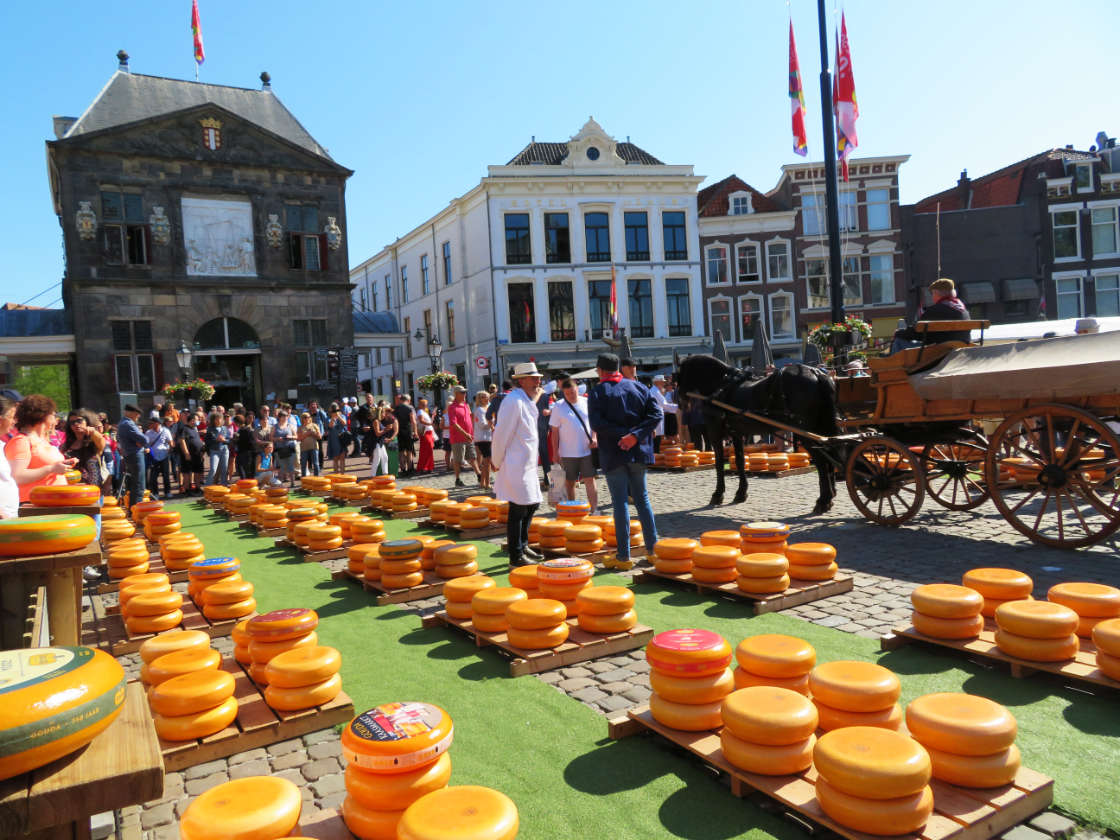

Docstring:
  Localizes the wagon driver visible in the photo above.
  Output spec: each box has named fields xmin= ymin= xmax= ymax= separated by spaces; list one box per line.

xmin=491 ymin=361 xmax=545 ymax=568
xmin=891 ymin=278 xmax=972 ymax=352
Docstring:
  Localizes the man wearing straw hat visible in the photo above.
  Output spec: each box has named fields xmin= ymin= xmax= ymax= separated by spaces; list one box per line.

xmin=492 ymin=361 xmax=545 ymax=567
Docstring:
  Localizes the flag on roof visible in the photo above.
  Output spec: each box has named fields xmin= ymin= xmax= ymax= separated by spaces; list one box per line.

xmin=834 ymin=12 xmax=859 ymax=181
xmin=789 ymin=20 xmax=808 ymax=157
xmin=192 ymin=0 xmax=206 ymax=66
xmin=609 ymin=265 xmax=619 ymax=338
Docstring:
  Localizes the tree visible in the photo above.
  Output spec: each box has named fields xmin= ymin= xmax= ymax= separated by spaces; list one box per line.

xmin=12 ymin=365 xmax=72 ymax=412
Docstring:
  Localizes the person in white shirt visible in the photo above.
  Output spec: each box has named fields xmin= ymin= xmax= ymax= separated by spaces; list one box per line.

xmin=548 ymin=376 xmax=598 ymax=514
xmin=145 ymin=416 xmax=175 ymax=500
xmin=651 ymin=374 xmax=678 ymax=453
xmin=492 ymin=362 xmax=545 ymax=567
xmin=0 ymin=395 xmax=19 ymax=518
xmin=472 ymin=391 xmax=493 ymax=490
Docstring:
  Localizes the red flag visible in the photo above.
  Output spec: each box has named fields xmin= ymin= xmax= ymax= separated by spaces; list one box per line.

xmin=834 ymin=13 xmax=859 ymax=181
xmin=609 ymin=265 xmax=619 ymax=338
xmin=789 ymin=20 xmax=808 ymax=157
xmin=192 ymin=0 xmax=206 ymax=65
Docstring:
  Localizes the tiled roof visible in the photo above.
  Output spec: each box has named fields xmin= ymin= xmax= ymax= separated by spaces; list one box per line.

xmin=63 ymin=71 xmax=331 ymax=160
xmin=697 ymin=174 xmax=784 ymax=217
xmin=353 ymin=311 xmax=400 ymax=334
xmin=0 ymin=308 xmax=71 ymax=337
xmin=506 ymin=141 xmax=663 ymax=166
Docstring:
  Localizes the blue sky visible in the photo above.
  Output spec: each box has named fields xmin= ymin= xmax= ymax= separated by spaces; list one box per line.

xmin=6 ymin=0 xmax=1118 ymax=307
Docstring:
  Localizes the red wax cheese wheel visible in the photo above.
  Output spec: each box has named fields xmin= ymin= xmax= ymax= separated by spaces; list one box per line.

xmin=507 ymin=624 xmax=569 ymax=649
xmin=342 ymin=702 xmax=453 ymax=774
xmin=926 ymin=743 xmax=1022 ymax=788
xmin=1048 ymin=582 xmax=1120 ymax=617
xmin=179 ymin=776 xmax=302 ymax=840
xmin=785 ymin=542 xmax=836 ymax=566
xmin=1092 ymin=617 xmax=1120 ymax=656
xmin=813 ymin=726 xmax=932 ymax=799
xmin=736 ymin=553 xmax=789 ymax=577
xmin=963 ymin=568 xmax=1033 ymax=600
xmin=0 ymin=647 xmax=126 ymax=782
xmin=144 ymin=647 xmax=220 ymax=686
xmin=911 ymin=584 xmax=984 ymax=619
xmin=265 ymin=673 xmax=342 ymax=711
xmin=911 ymin=612 xmax=984 ymax=640
xmin=508 ymin=565 xmax=538 ymax=591
xmin=29 ymin=484 xmax=101 ymax=506
xmin=816 ymin=701 xmax=903 ymax=732
xmin=536 ymin=557 xmax=594 ymax=582
xmin=150 ymin=668 xmax=236 ymax=717
xmin=649 ymin=693 xmax=723 ymax=731
xmin=0 ymin=514 xmax=97 ymax=556
xmin=647 ymin=629 xmax=732 ymax=677
xmin=139 ymin=630 xmax=211 ymax=664
xmin=740 ymin=521 xmax=790 ymax=542
xmin=692 ymin=545 xmax=739 ymax=569
xmin=994 ymin=629 xmax=1079 ymax=661
xmin=265 ymin=645 xmax=342 ymax=688
xmin=443 ymin=575 xmax=497 ymax=603
xmin=380 ymin=539 xmax=425 ymax=560
xmin=247 ymin=608 xmax=319 ymax=641
xmin=995 ymin=600 xmax=1079 ymax=639
xmin=733 ymin=668 xmax=811 ymax=695
xmin=648 ymin=667 xmax=734 ymax=704
xmin=735 ymin=635 xmax=816 ymax=678
xmin=815 ymin=777 xmax=934 ymax=836
xmin=654 ymin=538 xmax=698 ymax=560
xmin=249 ymin=631 xmax=319 ymax=664
xmin=153 ymin=694 xmax=239 ymax=742
xmin=576 ymin=586 xmax=635 ymax=615
xmin=905 ymin=693 xmax=1017 ymax=756
xmin=720 ymin=729 xmax=814 ymax=775
xmin=721 ymin=686 xmax=818 ymax=745
xmin=809 ymin=661 xmax=900 ymax=712
xmin=506 ymin=599 xmax=567 ymax=630
xmin=471 ymin=587 xmax=528 ymax=616
xmin=396 ymin=785 xmax=519 ymax=840
xmin=699 ymin=530 xmax=740 ymax=548
xmin=345 ymin=751 xmax=452 ymax=811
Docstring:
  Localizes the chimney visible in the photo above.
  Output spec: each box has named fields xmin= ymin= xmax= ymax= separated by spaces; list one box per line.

xmin=117 ymin=50 xmax=129 ymax=72
xmin=956 ymin=169 xmax=970 ymax=208
xmin=53 ymin=116 xmax=77 ymax=139
xmin=260 ymin=71 xmax=271 ymax=90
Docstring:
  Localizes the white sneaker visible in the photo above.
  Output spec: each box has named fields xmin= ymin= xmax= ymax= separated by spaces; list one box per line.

xmin=83 ymin=566 xmax=101 ymax=581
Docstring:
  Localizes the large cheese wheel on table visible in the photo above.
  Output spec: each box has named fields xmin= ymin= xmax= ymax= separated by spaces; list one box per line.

xmin=813 ymin=726 xmax=931 ymax=799
xmin=815 ymin=701 xmax=903 ymax=732
xmin=814 ymin=777 xmax=934 ymax=836
xmin=735 ymin=634 xmax=815 ymax=678
xmin=341 ymin=702 xmax=453 ymax=774
xmin=246 ymin=608 xmax=318 ymax=641
xmin=648 ymin=667 xmax=734 ymax=704
xmin=649 ymin=693 xmax=723 ymax=731
xmin=732 ymin=668 xmax=810 ymax=695
xmin=911 ymin=583 xmax=984 ymax=618
xmin=150 ymin=669 xmax=236 ymax=717
xmin=29 ymin=484 xmax=101 ymax=507
xmin=995 ymin=600 xmax=1079 ymax=638
xmin=809 ymin=661 xmax=900 ymax=712
xmin=720 ymin=729 xmax=814 ymax=775
xmin=962 ymin=567 xmax=1033 ymax=600
xmin=785 ymin=542 xmax=836 ymax=566
xmin=1048 ymin=582 xmax=1120 ymax=617
xmin=721 ymin=686 xmax=817 ymax=745
xmin=0 ymin=647 xmax=126 ymax=781
xmin=179 ymin=776 xmax=302 ymax=840
xmin=0 ymin=514 xmax=97 ymax=556
xmin=345 ymin=751 xmax=451 ymax=811
xmin=265 ymin=672 xmax=342 ymax=710
xmin=396 ymin=785 xmax=519 ymax=840
xmin=646 ymin=629 xmax=732 ymax=677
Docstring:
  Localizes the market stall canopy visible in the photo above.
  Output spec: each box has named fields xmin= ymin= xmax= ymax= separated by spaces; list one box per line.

xmin=970 ymin=316 xmax=1120 ymax=343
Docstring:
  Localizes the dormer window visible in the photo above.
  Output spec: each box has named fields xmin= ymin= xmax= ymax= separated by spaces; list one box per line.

xmin=586 ymin=146 xmax=600 ymax=161
xmin=729 ymin=191 xmax=752 ymax=216
xmin=1075 ymin=163 xmax=1093 ymax=192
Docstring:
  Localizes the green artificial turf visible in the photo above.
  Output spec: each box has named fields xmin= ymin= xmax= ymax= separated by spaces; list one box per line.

xmin=178 ymin=503 xmax=1120 ymax=836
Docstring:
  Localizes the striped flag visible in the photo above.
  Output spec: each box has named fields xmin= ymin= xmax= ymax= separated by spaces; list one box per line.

xmin=834 ymin=13 xmax=859 ymax=181
xmin=192 ymin=0 xmax=206 ymax=66
xmin=789 ymin=20 xmax=808 ymax=157
xmin=609 ymin=264 xmax=619 ymax=338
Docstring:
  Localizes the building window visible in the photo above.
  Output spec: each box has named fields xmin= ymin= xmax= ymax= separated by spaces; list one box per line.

xmin=739 ymin=296 xmax=761 ymax=342
xmin=1091 ymin=206 xmax=1118 ymax=256
xmin=445 ymin=300 xmax=455 ymax=347
xmin=508 ymin=283 xmax=535 ymax=343
xmin=455 ymin=363 xmax=466 ymax=388
xmin=285 ymin=205 xmax=322 ymax=271
xmin=736 ymin=243 xmax=760 ymax=284
xmin=843 ymin=256 xmax=863 ymax=305
xmin=766 ymin=240 xmax=791 ymax=283
xmin=839 ymin=191 xmax=858 ymax=231
xmin=802 ymin=193 xmax=824 ymax=236
xmin=101 ymin=191 xmax=149 ymax=266
xmin=770 ymin=292 xmax=795 ymax=340
xmin=866 ymin=188 xmax=890 ymax=230
xmin=421 ymin=254 xmax=431 ymax=295
xmin=628 ymin=278 xmax=653 ymax=338
xmin=1095 ymin=273 xmax=1119 ymax=317
xmin=706 ymin=245 xmax=729 ymax=285
xmin=504 ymin=213 xmax=531 ymax=264
xmin=584 ymin=212 xmax=611 ymax=262
xmin=624 ymin=212 xmax=649 ymax=261
xmin=111 ymin=320 xmax=155 ymax=392
xmin=442 ymin=241 xmax=452 ymax=285
xmin=730 ymin=193 xmax=751 ymax=216
xmin=869 ymin=254 xmax=895 ymax=304
xmin=359 ymin=287 xmax=367 ymax=311
xmin=423 ymin=309 xmax=433 ymax=348
xmin=370 ymin=282 xmax=378 ymax=312
xmin=1056 ymin=276 xmax=1083 ymax=319
xmin=708 ymin=299 xmax=732 ymax=343
xmin=407 ymin=371 xmax=414 ymax=396
xmin=293 ymin=318 xmax=328 ymax=384
xmin=806 ymin=258 xmax=862 ymax=308
xmin=400 ymin=265 xmax=409 ymax=303
xmin=666 ymin=277 xmax=691 ymax=337
xmin=1075 ymin=164 xmax=1092 ymax=191
xmin=1052 ymin=210 xmax=1080 ymax=259
xmin=588 ymin=279 xmax=612 ymax=337
xmin=403 ymin=316 xmax=411 ymax=358
xmin=544 ymin=213 xmax=570 ymax=264
xmin=384 ymin=274 xmax=392 ymax=307
xmin=663 ymin=211 xmax=687 ymax=260
xmin=548 ymin=281 xmax=575 ymax=341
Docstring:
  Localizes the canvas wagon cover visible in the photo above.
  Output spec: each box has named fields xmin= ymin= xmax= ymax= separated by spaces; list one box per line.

xmin=909 ymin=332 xmax=1120 ymax=401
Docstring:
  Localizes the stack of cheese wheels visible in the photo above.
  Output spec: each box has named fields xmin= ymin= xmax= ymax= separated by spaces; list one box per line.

xmin=536 ymin=558 xmax=595 ymax=616
xmin=471 ymin=586 xmax=528 ymax=633
xmin=0 ymin=646 xmax=126 ymax=782
xmin=647 ymin=629 xmax=734 ymax=730
xmin=1048 ymin=582 xmax=1120 ymax=638
xmin=443 ymin=575 xmax=496 ymax=620
xmin=576 ymin=585 xmax=637 ymax=633
xmin=130 ymin=499 xmax=163 ymax=523
xmin=202 ymin=485 xmax=229 ymax=504
xmin=226 ymin=494 xmax=255 ymax=518
xmin=700 ymin=530 xmax=740 ymax=548
xmin=28 ymin=484 xmax=101 ymax=507
xmin=464 ymin=495 xmax=492 ymax=509
xmin=434 ymin=543 xmax=478 ymax=579
xmin=424 ymin=487 xmax=450 ymax=506
xmin=264 ymin=483 xmax=289 ymax=500
xmin=1092 ymin=618 xmax=1120 ymax=680
xmin=370 ymin=490 xmax=397 ymax=511
xmin=662 ymin=446 xmax=683 ymax=468
xmin=527 ymin=517 xmax=548 ymax=546
xmin=138 ymin=629 xmax=211 ymax=672
xmin=736 ymin=553 xmax=790 ymax=595
xmin=786 ymin=542 xmax=838 ymax=581
xmin=232 ymin=619 xmax=253 ymax=665
xmin=352 ymin=517 xmax=387 ymax=546
xmin=810 ymin=660 xmax=903 ymax=731
xmin=398 ymin=786 xmax=519 ymax=840
xmin=330 ymin=512 xmax=364 ymax=541
xmin=813 ymin=727 xmax=934 ymax=836
xmin=602 ymin=518 xmax=641 ymax=549
xmin=428 ymin=500 xmax=454 ymax=524
xmin=371 ymin=474 xmax=397 ymax=491
xmin=691 ymin=545 xmax=740 ymax=584
xmin=143 ymin=644 xmax=220 ymax=692
xmin=788 ymin=450 xmax=811 ymax=469
xmin=264 ymin=645 xmax=343 ymax=711
xmin=459 ymin=504 xmax=492 ymax=530
xmin=505 ymin=599 xmax=569 ymax=649
xmin=123 ymin=580 xmax=184 ymax=635
xmin=537 ymin=520 xmax=572 ymax=551
xmin=962 ymin=567 xmax=1033 ymax=618
xmin=0 ymin=514 xmax=97 ymax=557
xmin=910 ymin=583 xmax=985 ymax=640
xmin=392 ymin=491 xmax=420 ymax=513
xmin=329 ymin=473 xmax=357 ymax=490
xmin=257 ymin=504 xmax=289 ymax=530
xmin=106 ymin=538 xmax=150 ymax=579
xmin=119 ymin=572 xmax=172 ymax=615
xmin=347 ymin=543 xmax=374 ymax=577
xmin=179 ymin=776 xmax=303 ymax=840
xmin=483 ymin=498 xmax=509 ymax=523
xmin=339 ymin=483 xmax=370 ymax=504
xmin=556 ymin=500 xmax=591 ymax=525
xmin=443 ymin=503 xmax=474 ymax=529
xmin=564 ymin=523 xmax=604 ymax=556
xmin=246 ymin=608 xmax=319 ymax=685
xmin=733 ymin=634 xmax=815 ymax=694
xmin=144 ymin=510 xmax=182 ymax=541
xmin=680 ymin=450 xmax=700 ymax=468
xmin=747 ymin=452 xmax=769 ymax=473
xmin=235 ymin=478 xmax=258 ymax=493
xmin=653 ymin=538 xmax=699 ymax=574
xmin=301 ymin=475 xmax=330 ymax=493
xmin=187 ymin=557 xmax=241 ymax=605
xmin=341 ymin=702 xmax=454 ymax=840
xmin=160 ymin=531 xmax=203 ymax=566
xmin=101 ymin=518 xmax=136 ymax=544
xmin=508 ymin=565 xmax=539 ymax=595
xmin=378 ymin=539 xmax=425 ymax=589
xmin=720 ymin=686 xmax=818 ymax=775
xmin=200 ymin=577 xmax=257 ymax=621
xmin=286 ymin=507 xmax=322 ymax=545
xmin=306 ymin=523 xmax=344 ymax=553
xmin=696 ymin=450 xmax=716 ymax=466
xmin=994 ymin=600 xmax=1079 ymax=661
xmin=767 ymin=452 xmax=790 ymax=472
xmin=291 ymin=520 xmax=322 ymax=550
xmin=420 ymin=539 xmax=454 ymax=571
xmin=906 ymin=693 xmax=1020 ymax=787
xmin=151 ymin=661 xmax=238 ymax=741
xmin=739 ymin=521 xmax=789 ymax=555
xmin=100 ymin=497 xmax=126 ymax=521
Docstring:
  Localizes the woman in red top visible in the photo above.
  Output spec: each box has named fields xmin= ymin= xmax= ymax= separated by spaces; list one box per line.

xmin=5 ymin=394 xmax=76 ymax=502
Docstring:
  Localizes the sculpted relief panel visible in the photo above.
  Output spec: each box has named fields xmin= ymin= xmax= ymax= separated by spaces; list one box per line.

xmin=181 ymin=196 xmax=257 ymax=276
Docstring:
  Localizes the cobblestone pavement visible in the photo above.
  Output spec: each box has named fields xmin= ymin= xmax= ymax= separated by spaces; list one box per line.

xmin=114 ymin=458 xmax=1116 ymax=839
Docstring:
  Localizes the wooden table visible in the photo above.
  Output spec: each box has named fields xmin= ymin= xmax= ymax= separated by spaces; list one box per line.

xmin=18 ymin=505 xmax=102 ymax=519
xmin=0 ymin=683 xmax=164 ymax=839
xmin=0 ymin=544 xmax=101 ymax=648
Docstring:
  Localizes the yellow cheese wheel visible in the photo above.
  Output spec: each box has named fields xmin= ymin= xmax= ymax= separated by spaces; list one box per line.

xmin=396 ymin=785 xmax=519 ymax=840
xmin=341 ymin=702 xmax=453 ymax=774
xmin=445 ymin=601 xmax=474 ymax=620
xmin=649 ymin=692 xmax=723 ymax=731
xmin=125 ymin=610 xmax=183 ymax=634
xmin=507 ymin=623 xmax=569 ymax=649
xmin=443 ymin=575 xmax=497 ymax=603
xmin=188 ymin=557 xmax=240 ymax=579
xmin=202 ymin=579 xmax=255 ymax=605
xmin=109 ymin=561 xmax=151 ymax=580
xmin=150 ymin=668 xmax=236 ymax=717
xmin=962 ymin=567 xmax=1033 ymax=600
xmin=576 ymin=586 xmax=635 ymax=615
xmin=981 ymin=594 xmax=1032 ymax=619
xmin=785 ymin=542 xmax=836 ymax=566
xmin=647 ymin=629 xmax=732 ymax=677
xmin=692 ymin=566 xmax=739 ymax=584
xmin=179 ymin=776 xmax=302 ymax=840
xmin=508 ymin=565 xmax=538 ymax=591
xmin=265 ymin=673 xmax=342 ymax=711
xmin=231 ymin=619 xmax=252 ymax=647
xmin=154 ymin=694 xmax=238 ymax=742
xmin=565 ymin=538 xmax=606 ymax=554
xmin=815 ymin=777 xmax=934 ymax=836
xmin=434 ymin=543 xmax=477 ymax=566
xmin=538 ymin=535 xmax=566 ymax=549
xmin=1091 ymin=617 xmax=1120 ymax=656
xmin=809 ymin=661 xmax=900 ymax=712
xmin=249 ymin=631 xmax=319 ymax=664
xmin=926 ymin=743 xmax=1022 ymax=788
xmin=994 ymin=629 xmax=1079 ymax=661
xmin=309 ymin=536 xmax=344 ymax=551
xmin=163 ymin=541 xmax=204 ymax=561
xmin=735 ymin=635 xmax=816 ymax=678
xmin=381 ymin=558 xmax=423 ymax=575
xmin=740 ymin=521 xmax=791 ymax=542
xmin=119 ymin=571 xmax=169 ymax=589
xmin=144 ymin=647 xmax=221 ymax=686
xmin=470 ymin=612 xmax=510 ymax=634
xmin=736 ymin=574 xmax=790 ymax=595
xmin=537 ymin=579 xmax=590 ymax=601
xmin=578 ymin=610 xmax=638 ymax=634
xmin=139 ymin=629 xmax=212 ymax=664
xmin=345 ymin=751 xmax=452 ymax=811
xmin=735 ymin=553 xmax=789 ymax=577
xmin=1095 ymin=650 xmax=1120 ymax=680
xmin=654 ymin=538 xmax=699 ymax=560
xmin=203 ymin=598 xmax=256 ymax=621
xmin=692 ymin=545 xmax=740 ymax=570
xmin=1076 ymin=615 xmax=1109 ymax=638
xmin=647 ymin=668 xmax=734 ymax=705
xmin=1048 ymin=582 xmax=1120 ymax=617
xmin=816 ymin=701 xmax=903 ymax=732
xmin=247 ymin=608 xmax=318 ymax=642
xmin=788 ymin=561 xmax=837 ymax=581
xmin=813 ymin=726 xmax=931 ymax=799
xmin=721 ymin=686 xmax=818 ymax=745
xmin=564 ymin=524 xmax=602 ymax=543
xmin=119 ymin=581 xmax=172 ymax=609
xmin=995 ymin=600 xmax=1079 ymax=639
xmin=699 ymin=530 xmax=740 ymax=548
xmin=536 ymin=557 xmax=594 ymax=582
xmin=437 ymin=560 xmax=479 ymax=579
xmin=905 ymin=693 xmax=1017 ymax=756
xmin=29 ymin=483 xmax=101 ymax=507
xmin=654 ymin=557 xmax=693 ymax=574
xmin=381 ymin=571 xmax=424 ymax=589
xmin=472 ymin=587 xmax=528 ymax=616
xmin=233 ymin=644 xmax=252 ymax=665
xmin=739 ymin=539 xmax=787 ymax=556
xmin=421 ymin=539 xmax=455 ymax=561
xmin=911 ymin=611 xmax=984 ymax=640
xmin=911 ymin=583 xmax=984 ymax=618
xmin=381 ymin=539 xmax=425 ymax=560
xmin=720 ymin=729 xmax=814 ymax=776
xmin=732 ymin=668 xmax=810 ymax=695
xmin=265 ymin=645 xmax=341 ymax=688
xmin=506 ymin=599 xmax=567 ymax=630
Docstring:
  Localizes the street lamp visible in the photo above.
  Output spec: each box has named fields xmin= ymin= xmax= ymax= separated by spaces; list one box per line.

xmin=415 ymin=327 xmax=445 ymax=410
xmin=176 ymin=341 xmax=193 ymax=378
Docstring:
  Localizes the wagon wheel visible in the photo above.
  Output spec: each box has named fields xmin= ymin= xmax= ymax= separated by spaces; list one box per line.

xmin=985 ymin=404 xmax=1120 ymax=548
xmin=920 ymin=440 xmax=990 ymax=510
xmin=845 ymin=438 xmax=926 ymax=526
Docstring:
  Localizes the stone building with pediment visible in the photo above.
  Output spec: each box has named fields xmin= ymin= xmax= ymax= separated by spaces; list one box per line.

xmin=47 ymin=52 xmax=354 ymax=410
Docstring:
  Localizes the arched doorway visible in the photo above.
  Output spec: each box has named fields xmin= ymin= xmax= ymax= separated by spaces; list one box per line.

xmin=192 ymin=317 xmax=262 ymax=407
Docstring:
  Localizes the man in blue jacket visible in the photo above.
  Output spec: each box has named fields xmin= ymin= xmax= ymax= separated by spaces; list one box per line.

xmin=587 ymin=353 xmax=661 ymax=571
xmin=118 ymin=403 xmax=149 ymax=501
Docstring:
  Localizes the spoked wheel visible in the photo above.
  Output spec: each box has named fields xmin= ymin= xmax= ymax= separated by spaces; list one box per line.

xmin=846 ymin=437 xmax=926 ymax=526
xmin=921 ymin=440 xmax=990 ymax=510
xmin=986 ymin=404 xmax=1120 ymax=548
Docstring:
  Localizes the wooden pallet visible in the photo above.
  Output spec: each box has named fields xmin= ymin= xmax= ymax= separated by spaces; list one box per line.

xmin=331 ymin=568 xmax=447 ymax=605
xmin=443 ymin=522 xmax=508 ymax=540
xmin=159 ymin=658 xmax=354 ymax=771
xmin=651 ymin=463 xmax=716 ymax=472
xmin=882 ymin=623 xmax=1120 ymax=695
xmin=88 ymin=595 xmax=248 ymax=655
xmin=421 ymin=609 xmax=654 ymax=676
xmin=609 ymin=705 xmax=1053 ymax=840
xmin=238 ymin=520 xmax=287 ymax=538
xmin=360 ymin=504 xmax=431 ymax=520
xmin=97 ymin=559 xmax=188 ymax=593
xmin=273 ymin=538 xmax=350 ymax=563
xmin=635 ymin=568 xmax=853 ymax=615
xmin=539 ymin=544 xmax=648 ymax=563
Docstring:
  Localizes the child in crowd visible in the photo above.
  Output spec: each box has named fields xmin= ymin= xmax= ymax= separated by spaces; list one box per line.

xmin=256 ymin=441 xmax=278 ymax=485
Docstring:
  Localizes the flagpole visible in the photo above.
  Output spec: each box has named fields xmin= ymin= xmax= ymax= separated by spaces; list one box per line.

xmin=816 ymin=0 xmax=845 ymax=326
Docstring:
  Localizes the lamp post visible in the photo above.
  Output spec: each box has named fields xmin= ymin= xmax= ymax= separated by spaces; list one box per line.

xmin=415 ymin=327 xmax=444 ymax=411
xmin=175 ymin=341 xmax=193 ymax=406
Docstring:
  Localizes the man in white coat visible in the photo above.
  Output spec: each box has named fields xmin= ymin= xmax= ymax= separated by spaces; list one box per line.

xmin=651 ymin=374 xmax=678 ymax=453
xmin=491 ymin=361 xmax=545 ymax=567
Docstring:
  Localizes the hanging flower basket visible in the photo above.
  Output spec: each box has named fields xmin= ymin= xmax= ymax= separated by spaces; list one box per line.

xmin=807 ymin=316 xmax=872 ymax=352
xmin=416 ymin=371 xmax=459 ymax=392
xmin=161 ymin=378 xmax=215 ymax=401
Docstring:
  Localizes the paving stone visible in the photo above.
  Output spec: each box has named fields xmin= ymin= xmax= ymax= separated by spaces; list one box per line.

xmin=271 ymin=750 xmax=309 ymax=771
xmin=307 ymin=740 xmax=341 ymax=761
xmin=227 ymin=748 xmax=268 ymax=766
xmin=595 ymin=668 xmax=637 ymax=683
xmin=302 ymin=729 xmax=338 ymax=746
xmin=627 ymin=660 xmax=650 ymax=674
xmin=559 ymin=667 xmax=593 ymax=679
xmin=229 ymin=758 xmax=271 ymax=779
xmin=557 ymin=677 xmax=596 ymax=691
xmin=90 ymin=810 xmax=115 ymax=840
xmin=183 ymin=760 xmax=227 ymax=781
xmin=151 ymin=825 xmax=181 ymax=840
xmin=317 ymin=791 xmax=347 ymax=811
xmin=597 ymin=681 xmax=635 ymax=694
xmin=301 ymin=757 xmax=343 ymax=781
xmin=814 ymin=616 xmax=848 ymax=628
xmin=311 ymin=773 xmax=347 ymax=798
xmin=585 ymin=662 xmax=616 ymax=674
xmin=537 ymin=671 xmax=563 ymax=684
xmin=141 ymin=802 xmax=175 ymax=831
xmin=595 ymin=694 xmax=636 ymax=713
xmin=1001 ymin=826 xmax=1051 ymax=840
xmin=622 ymin=686 xmax=652 ymax=703
xmin=271 ymin=768 xmax=307 ymax=789
xmin=184 ymin=772 xmax=228 ymax=796
xmin=571 ymin=687 xmax=607 ymax=704
xmin=1029 ymin=813 xmax=1077 ymax=838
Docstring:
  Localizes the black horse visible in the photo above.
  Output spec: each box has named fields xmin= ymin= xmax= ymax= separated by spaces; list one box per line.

xmin=675 ymin=355 xmax=841 ymax=514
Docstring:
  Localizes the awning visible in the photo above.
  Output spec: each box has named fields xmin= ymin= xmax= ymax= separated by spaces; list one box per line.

xmin=961 ymin=282 xmax=996 ymax=304
xmin=1003 ymin=278 xmax=1040 ymax=300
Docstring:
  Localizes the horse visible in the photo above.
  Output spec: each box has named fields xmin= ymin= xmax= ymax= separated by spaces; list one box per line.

xmin=675 ymin=355 xmax=841 ymax=514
